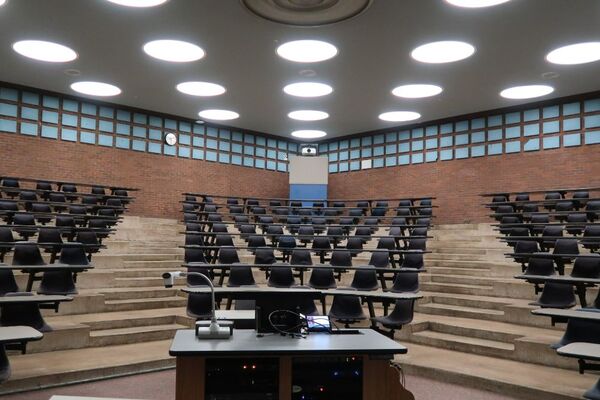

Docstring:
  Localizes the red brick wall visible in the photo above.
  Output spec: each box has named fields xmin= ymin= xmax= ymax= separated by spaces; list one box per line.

xmin=328 ymin=145 xmax=600 ymax=224
xmin=0 ymin=134 xmax=289 ymax=219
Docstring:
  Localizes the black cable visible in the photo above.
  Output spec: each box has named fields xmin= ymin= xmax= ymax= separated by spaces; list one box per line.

xmin=267 ymin=309 xmax=307 ymax=338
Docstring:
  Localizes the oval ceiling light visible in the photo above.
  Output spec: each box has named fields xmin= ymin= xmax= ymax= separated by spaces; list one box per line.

xmin=500 ymin=85 xmax=554 ymax=99
xmin=71 ymin=81 xmax=121 ymax=97
xmin=283 ymin=82 xmax=333 ymax=97
xmin=445 ymin=0 xmax=511 ymax=7
xmin=0 ymin=0 xmax=7 ymax=6
xmin=546 ymin=42 xmax=600 ymax=65
xmin=392 ymin=84 xmax=443 ymax=98
xmin=143 ymin=40 xmax=204 ymax=62
xmin=12 ymin=40 xmax=77 ymax=63
xmin=288 ymin=110 xmax=329 ymax=121
xmin=378 ymin=111 xmax=421 ymax=122
xmin=291 ymin=130 xmax=327 ymax=139
xmin=276 ymin=40 xmax=338 ymax=63
xmin=176 ymin=81 xmax=226 ymax=96
xmin=411 ymin=41 xmax=475 ymax=64
xmin=106 ymin=0 xmax=168 ymax=7
xmin=198 ymin=109 xmax=239 ymax=121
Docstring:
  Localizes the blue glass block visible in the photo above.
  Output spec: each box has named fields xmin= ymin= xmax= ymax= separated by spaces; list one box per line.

xmin=148 ymin=142 xmax=162 ymax=154
xmin=487 ymin=129 xmax=502 ymax=141
xmin=80 ymin=131 xmax=95 ymax=144
xmin=543 ymin=136 xmax=560 ymax=149
xmin=243 ymin=157 xmax=253 ymax=167
xmin=362 ymin=136 xmax=373 ymax=146
xmin=61 ymin=128 xmax=77 ymax=141
xmin=585 ymin=115 xmax=600 ymax=129
xmin=426 ymin=126 xmax=438 ymax=136
xmin=505 ymin=112 xmax=521 ymax=124
xmin=21 ymin=106 xmax=38 ymax=120
xmin=192 ymin=123 xmax=204 ymax=134
xmin=329 ymin=142 xmax=338 ymax=151
xmin=176 ymin=134 xmax=189 ymax=145
xmin=440 ymin=149 xmax=453 ymax=160
xmin=385 ymin=144 xmax=397 ymax=154
xmin=350 ymin=149 xmax=360 ymax=159
xmin=425 ymin=138 xmax=438 ymax=149
xmin=563 ymin=133 xmax=581 ymax=147
xmin=61 ymin=113 xmax=77 ymax=127
xmin=563 ymin=117 xmax=581 ymax=131
xmin=487 ymin=115 xmax=502 ymax=127
xmin=563 ymin=102 xmax=580 ymax=115
xmin=231 ymin=143 xmax=242 ymax=153
xmin=244 ymin=146 xmax=254 ymax=156
xmin=399 ymin=143 xmax=410 ymax=153
xmin=230 ymin=155 xmax=241 ymax=165
xmin=162 ymin=119 xmax=175 ymax=130
xmin=398 ymin=155 xmax=410 ymax=165
xmin=231 ymin=131 xmax=242 ymax=141
xmin=524 ymin=138 xmax=540 ymax=151
xmin=471 ymin=131 xmax=485 ymax=143
xmin=440 ymin=136 xmax=453 ymax=147
xmin=132 ymin=140 xmax=146 ymax=152
xmin=455 ymin=134 xmax=469 ymax=145
xmin=523 ymin=123 xmax=539 ymax=136
xmin=22 ymin=92 xmax=39 ymax=105
xmin=584 ymin=99 xmax=600 ymax=112
xmin=373 ymin=158 xmax=384 ymax=168
xmin=278 ymin=151 xmax=287 ymax=161
xmin=505 ymin=140 xmax=520 ymax=153
xmin=116 ymin=110 xmax=131 ymax=122
xmin=20 ymin=122 xmax=38 ymax=136
xmin=255 ymin=159 xmax=265 ymax=169
xmin=133 ymin=113 xmax=147 ymax=124
xmin=266 ymin=160 xmax=276 ymax=170
xmin=411 ymin=153 xmax=423 ymax=164
xmin=98 ymin=134 xmax=113 ymax=147
xmin=163 ymin=144 xmax=175 ymax=155
xmin=0 ymin=103 xmax=17 ymax=117
xmin=339 ymin=151 xmax=349 ymax=161
xmin=455 ymin=121 xmax=469 ymax=131
xmin=542 ymin=120 xmax=560 ymax=134
xmin=82 ymin=103 xmax=97 ymax=115
xmin=219 ymin=141 xmax=231 ymax=152
xmin=206 ymin=139 xmax=218 ymax=149
xmin=116 ymin=137 xmax=130 ymax=149
xmin=0 ymin=88 xmax=18 ymax=101
xmin=205 ymin=151 xmax=217 ymax=161
xmin=256 ymin=136 xmax=266 ymax=146
xmin=278 ymin=140 xmax=287 ymax=150
xmin=398 ymin=131 xmax=410 ymax=140
xmin=455 ymin=147 xmax=469 ymax=159
xmin=289 ymin=143 xmax=298 ymax=153
xmin=149 ymin=129 xmax=161 ymax=140
xmin=373 ymin=146 xmax=384 ymax=156
xmin=149 ymin=116 xmax=162 ymax=127
xmin=411 ymin=128 xmax=424 ymax=138
xmin=350 ymin=161 xmax=360 ymax=171
xmin=339 ymin=162 xmax=349 ymax=172
xmin=440 ymin=123 xmax=453 ymax=134
xmin=255 ymin=147 xmax=266 ymax=157
xmin=193 ymin=137 xmax=204 ymax=147
xmin=328 ymin=163 xmax=338 ymax=173
xmin=411 ymin=140 xmax=424 ymax=151
xmin=524 ymin=109 xmax=539 ymax=122
xmin=219 ymin=130 xmax=231 ymax=140
xmin=267 ymin=138 xmax=277 ymax=148
xmin=319 ymin=144 xmax=328 ymax=153
xmin=386 ymin=132 xmax=397 ymax=142
xmin=471 ymin=145 xmax=485 ymax=157
xmin=351 ymin=138 xmax=360 ymax=147
xmin=99 ymin=120 xmax=113 ymax=133
xmin=267 ymin=149 xmax=277 ymax=159
xmin=277 ymin=162 xmax=287 ymax=172
xmin=81 ymin=117 xmax=96 ymax=130
xmin=425 ymin=151 xmax=438 ymax=162
xmin=543 ymin=105 xmax=559 ymax=119
xmin=0 ymin=119 xmax=17 ymax=133
xmin=42 ymin=96 xmax=59 ymax=109
xmin=179 ymin=146 xmax=191 ymax=158
xmin=505 ymin=126 xmax=520 ymax=139
xmin=362 ymin=148 xmax=372 ymax=157
xmin=241 ymin=133 xmax=253 ymax=144
xmin=471 ymin=118 xmax=484 ymax=129
xmin=374 ymin=134 xmax=385 ymax=144
xmin=487 ymin=143 xmax=502 ymax=155
xmin=192 ymin=149 xmax=204 ymax=160
xmin=41 ymin=125 xmax=58 ymax=139
xmin=62 ymin=99 xmax=78 ymax=112
xmin=385 ymin=156 xmax=397 ymax=166
xmin=585 ymin=131 xmax=600 ymax=145
xmin=99 ymin=106 xmax=114 ymax=119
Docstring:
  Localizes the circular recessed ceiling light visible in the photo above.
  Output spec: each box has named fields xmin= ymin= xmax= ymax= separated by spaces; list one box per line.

xmin=283 ymin=82 xmax=333 ymax=97
xmin=291 ymin=130 xmax=327 ymax=139
xmin=106 ymin=0 xmax=168 ymax=7
xmin=0 ymin=0 xmax=7 ymax=6
xmin=198 ymin=109 xmax=239 ymax=121
xmin=12 ymin=40 xmax=77 ymax=63
xmin=546 ymin=42 xmax=600 ymax=65
xmin=288 ymin=110 xmax=329 ymax=121
xmin=276 ymin=40 xmax=338 ymax=63
xmin=500 ymin=85 xmax=554 ymax=99
xmin=445 ymin=0 xmax=511 ymax=8
xmin=176 ymin=81 xmax=226 ymax=96
xmin=378 ymin=111 xmax=421 ymax=122
xmin=411 ymin=41 xmax=475 ymax=64
xmin=392 ymin=84 xmax=443 ymax=98
xmin=71 ymin=81 xmax=121 ymax=97
xmin=143 ymin=40 xmax=204 ymax=62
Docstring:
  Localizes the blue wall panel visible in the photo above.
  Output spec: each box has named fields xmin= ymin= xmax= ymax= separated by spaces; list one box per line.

xmin=290 ymin=184 xmax=328 ymax=206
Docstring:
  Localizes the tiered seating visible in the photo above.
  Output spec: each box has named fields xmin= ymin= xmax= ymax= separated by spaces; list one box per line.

xmin=179 ymin=193 xmax=435 ymax=335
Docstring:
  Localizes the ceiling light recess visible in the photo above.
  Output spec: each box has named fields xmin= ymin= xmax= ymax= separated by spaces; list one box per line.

xmin=378 ymin=111 xmax=421 ymax=122
xmin=12 ymin=40 xmax=77 ymax=63
xmin=392 ymin=84 xmax=443 ymax=98
xmin=176 ymin=81 xmax=226 ymax=96
xmin=143 ymin=40 xmax=204 ymax=62
xmin=411 ymin=41 xmax=475 ymax=64
xmin=291 ymin=130 xmax=327 ymax=139
xmin=546 ymin=42 xmax=600 ymax=65
xmin=500 ymin=85 xmax=554 ymax=99
xmin=198 ymin=109 xmax=239 ymax=121
xmin=0 ymin=0 xmax=7 ymax=7
xmin=277 ymin=40 xmax=338 ymax=63
xmin=70 ymin=81 xmax=121 ymax=97
xmin=105 ymin=0 xmax=168 ymax=7
xmin=445 ymin=0 xmax=511 ymax=8
xmin=288 ymin=110 xmax=329 ymax=121
xmin=283 ymin=82 xmax=333 ymax=97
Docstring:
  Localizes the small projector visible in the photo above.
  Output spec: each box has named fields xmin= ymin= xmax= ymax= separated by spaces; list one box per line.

xmin=301 ymin=146 xmax=317 ymax=156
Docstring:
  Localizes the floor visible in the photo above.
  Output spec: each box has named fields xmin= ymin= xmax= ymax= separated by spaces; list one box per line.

xmin=2 ymin=369 xmax=521 ymax=400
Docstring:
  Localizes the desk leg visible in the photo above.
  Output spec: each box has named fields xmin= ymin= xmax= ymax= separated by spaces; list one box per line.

xmin=362 ymin=358 xmax=414 ymax=400
xmin=279 ymin=356 xmax=292 ymax=400
xmin=176 ymin=356 xmax=205 ymax=400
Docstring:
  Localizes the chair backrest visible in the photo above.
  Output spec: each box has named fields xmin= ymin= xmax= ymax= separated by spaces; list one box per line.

xmin=227 ymin=264 xmax=256 ymax=286
xmin=553 ymin=238 xmax=579 ymax=256
xmin=2 ymin=178 xmax=19 ymax=188
xmin=298 ymin=226 xmax=315 ymax=237
xmin=522 ymin=203 xmax=538 ymax=213
xmin=350 ymin=266 xmax=379 ymax=290
xmin=535 ymin=282 xmax=576 ymax=309
xmin=227 ymin=198 xmax=239 ymax=205
xmin=354 ymin=227 xmax=371 ymax=237
xmin=523 ymin=256 xmax=556 ymax=276
xmin=269 ymin=200 xmax=282 ymax=207
xmin=234 ymin=215 xmax=249 ymax=224
xmin=308 ymin=267 xmax=336 ymax=289
xmin=254 ymin=248 xmax=276 ymax=265
xmin=92 ymin=186 xmax=106 ymax=195
xmin=82 ymin=196 xmax=98 ymax=205
xmin=545 ymin=192 xmax=561 ymax=200
xmin=390 ymin=272 xmax=419 ymax=293
xmin=312 ymin=237 xmax=331 ymax=250
xmin=215 ymin=234 xmax=234 ymax=247
xmin=218 ymin=247 xmax=240 ymax=264
xmin=266 ymin=225 xmax=284 ymax=235
xmin=492 ymin=195 xmax=507 ymax=202
xmin=364 ymin=217 xmax=379 ymax=226
xmin=13 ymin=213 xmax=35 ymax=225
xmin=514 ymin=240 xmax=540 ymax=254
xmin=554 ymin=318 xmax=600 ymax=348
xmin=38 ymin=228 xmax=63 ymax=244
xmin=207 ymin=214 xmax=222 ymax=222
xmin=348 ymin=209 xmax=363 ymax=217
xmin=377 ymin=237 xmax=396 ymax=250
xmin=0 ymin=201 xmax=18 ymax=211
xmin=31 ymin=203 xmax=51 ymax=213
xmin=252 ymin=207 xmax=266 ymax=215
xmin=185 ymin=234 xmax=204 ymax=246
xmin=418 ymin=207 xmax=432 ymax=216
xmin=541 ymin=225 xmax=563 ymax=238
xmin=400 ymin=253 xmax=424 ymax=269
xmin=411 ymin=227 xmax=427 ymax=236
xmin=49 ymin=193 xmax=66 ymax=203
xmin=555 ymin=201 xmax=574 ymax=212
xmin=326 ymin=227 xmax=343 ymax=238
xmin=106 ymin=198 xmax=122 ymax=208
xmin=420 ymin=199 xmax=432 ymax=206
xmin=384 ymin=299 xmax=416 ymax=326
xmin=186 ymin=292 xmax=213 ymax=319
xmin=515 ymin=194 xmax=529 ymax=202
xmin=259 ymin=216 xmax=274 ymax=225
xmin=398 ymin=200 xmax=412 ymax=207
xmin=391 ymin=217 xmax=407 ymax=226
xmin=286 ymin=216 xmax=301 ymax=225
xmin=332 ymin=202 xmax=345 ymax=208
xmin=570 ymin=256 xmax=600 ymax=279
xmin=368 ymin=250 xmax=389 ymax=268
xmin=396 ymin=208 xmax=411 ymax=216
xmin=0 ymin=227 xmax=14 ymax=242
xmin=267 ymin=264 xmax=295 ymax=288
xmin=290 ymin=249 xmax=313 ymax=265
xmin=371 ymin=207 xmax=386 ymax=217
xmin=239 ymin=224 xmax=256 ymax=235
xmin=187 ymin=265 xmax=212 ymax=286
xmin=19 ymin=191 xmax=37 ymax=201
xmin=345 ymin=237 xmax=363 ymax=254
xmin=12 ymin=243 xmax=45 ymax=266
xmin=185 ymin=248 xmax=207 ymax=263
xmin=59 ymin=244 xmax=90 ymax=265
xmin=37 ymin=182 xmax=52 ymax=191
xmin=566 ymin=213 xmax=587 ymax=235
xmin=330 ymin=250 xmax=352 ymax=267
xmin=204 ymin=205 xmax=218 ymax=213
xmin=211 ymin=223 xmax=228 ymax=233
xmin=62 ymin=184 xmax=77 ymax=193
xmin=278 ymin=235 xmax=297 ymax=249
xmin=229 ymin=206 xmax=243 ymax=214
xmin=247 ymin=235 xmax=267 ymax=249
xmin=408 ymin=238 xmax=426 ymax=250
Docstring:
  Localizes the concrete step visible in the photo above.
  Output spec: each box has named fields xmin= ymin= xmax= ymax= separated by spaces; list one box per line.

xmin=46 ymin=307 xmax=187 ymax=330
xmin=409 ymin=330 xmax=515 ymax=358
xmin=426 ymin=292 xmax=514 ymax=311
xmin=416 ymin=303 xmax=505 ymax=321
xmin=104 ymin=296 xmax=187 ymax=311
xmin=428 ymin=274 xmax=512 ymax=286
xmin=112 ymin=268 xmax=184 ymax=278
xmin=121 ymin=260 xmax=183 ymax=269
xmin=423 ymin=266 xmax=490 ymax=276
xmin=420 ymin=282 xmax=493 ymax=296
xmin=89 ymin=324 xmax=185 ymax=346
xmin=88 ymin=286 xmax=182 ymax=300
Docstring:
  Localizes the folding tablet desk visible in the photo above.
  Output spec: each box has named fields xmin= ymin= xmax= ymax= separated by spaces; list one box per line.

xmin=0 ymin=326 xmax=43 ymax=382
xmin=170 ymin=328 xmax=413 ymax=400
xmin=0 ymin=295 xmax=73 ymax=331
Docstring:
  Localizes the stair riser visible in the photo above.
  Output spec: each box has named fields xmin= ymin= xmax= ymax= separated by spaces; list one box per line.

xmin=89 ymin=329 xmax=179 ymax=347
xmin=420 ymin=283 xmax=492 ymax=296
xmin=416 ymin=305 xmax=506 ymax=322
xmin=427 ymin=322 xmax=520 ymax=344
xmin=86 ymin=316 xmax=178 ymax=330
xmin=104 ymin=299 xmax=187 ymax=311
xmin=407 ymin=335 xmax=513 ymax=359
xmin=101 ymin=289 xmax=180 ymax=300
xmin=430 ymin=296 xmax=509 ymax=311
xmin=429 ymin=275 xmax=496 ymax=286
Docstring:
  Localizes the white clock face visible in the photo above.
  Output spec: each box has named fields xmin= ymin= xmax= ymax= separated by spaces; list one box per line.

xmin=165 ymin=133 xmax=177 ymax=146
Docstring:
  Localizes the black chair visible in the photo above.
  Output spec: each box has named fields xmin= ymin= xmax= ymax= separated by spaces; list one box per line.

xmin=514 ymin=241 xmax=540 ymax=271
xmin=62 ymin=184 xmax=78 ymax=202
xmin=553 ymin=238 xmax=579 ymax=275
xmin=570 ymin=256 xmax=600 ymax=279
xmin=550 ymin=318 xmax=600 ymax=349
xmin=0 ymin=292 xmax=51 ymax=332
xmin=266 ymin=225 xmax=284 ymax=245
xmin=88 ymin=219 xmax=109 ymax=240
xmin=398 ymin=200 xmax=413 ymax=207
xmin=0 ymin=227 xmax=15 ymax=262
xmin=371 ymin=207 xmax=386 ymax=217
xmin=345 ymin=237 xmax=363 ymax=257
xmin=530 ymin=214 xmax=550 ymax=235
xmin=530 ymin=282 xmax=576 ymax=309
xmin=515 ymin=194 xmax=529 ymax=202
xmin=233 ymin=215 xmax=249 ymax=227
xmin=75 ymin=231 xmax=101 ymax=260
xmin=420 ymin=199 xmax=432 ymax=206
xmin=37 ymin=244 xmax=88 ymax=296
xmin=311 ymin=217 xmax=326 ymax=234
xmin=37 ymin=228 xmax=63 ymax=262
xmin=572 ymin=191 xmax=589 ymax=209
xmin=269 ymin=200 xmax=282 ymax=207
xmin=349 ymin=266 xmax=379 ymax=291
xmin=540 ymin=225 xmax=563 ymax=250
xmin=254 ymin=247 xmax=276 ymax=265
xmin=368 ymin=250 xmax=390 ymax=269
xmin=400 ymin=253 xmax=424 ymax=270
xmin=19 ymin=191 xmax=37 ymax=211
xmin=291 ymin=249 xmax=313 ymax=266
xmin=328 ymin=295 xmax=367 ymax=327
xmin=229 ymin=206 xmax=243 ymax=214
xmin=186 ymin=292 xmax=212 ymax=319
xmin=12 ymin=214 xmax=36 ymax=240
xmin=307 ymin=267 xmax=336 ymax=289
xmin=408 ymin=238 xmax=426 ymax=251
xmin=312 ymin=237 xmax=331 ymax=263
xmin=12 ymin=242 xmax=45 ymax=267
xmin=184 ymin=213 xmax=198 ymax=223
xmin=389 ymin=272 xmax=419 ymax=293
xmin=203 ymin=205 xmax=218 ymax=214
xmin=506 ymin=227 xmax=529 ymax=248
xmin=277 ymin=235 xmax=297 ymax=262
xmin=523 ymin=256 xmax=556 ymax=276
xmin=298 ymin=226 xmax=314 ymax=247
xmin=247 ymin=235 xmax=267 ymax=254
xmin=326 ymin=227 xmax=344 ymax=247
xmin=566 ymin=213 xmax=588 ymax=235
xmin=544 ymin=192 xmax=562 ymax=210
xmin=239 ymin=224 xmax=256 ymax=240
xmin=267 ymin=263 xmax=296 ymax=288
xmin=396 ymin=208 xmax=411 ymax=217
xmin=495 ymin=205 xmax=515 ymax=222
xmin=218 ymin=247 xmax=240 ymax=264
xmin=1 ymin=178 xmax=20 ymax=198
xmin=586 ymin=201 xmax=600 ymax=222
xmin=354 ymin=227 xmax=372 ymax=244
xmin=370 ymin=298 xmax=416 ymax=338
xmin=55 ymin=215 xmax=75 ymax=228
xmin=227 ymin=198 xmax=239 ymax=206
xmin=227 ymin=264 xmax=256 ymax=287
xmin=215 ymin=234 xmax=234 ymax=247
xmin=329 ymin=250 xmax=351 ymax=281
xmin=92 ymin=186 xmax=106 ymax=196
xmin=187 ymin=265 xmax=213 ymax=287
xmin=582 ymin=226 xmax=600 ymax=252
xmin=185 ymin=247 xmax=208 ymax=265
xmin=418 ymin=207 xmax=432 ymax=216
xmin=0 ymin=269 xmax=19 ymax=296
xmin=286 ymin=216 xmax=302 ymax=234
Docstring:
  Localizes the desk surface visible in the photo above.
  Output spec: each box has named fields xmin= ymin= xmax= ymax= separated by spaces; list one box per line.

xmin=557 ymin=342 xmax=600 ymax=361
xmin=215 ymin=310 xmax=255 ymax=320
xmin=0 ymin=295 xmax=72 ymax=304
xmin=49 ymin=397 xmax=142 ymax=400
xmin=515 ymin=275 xmax=600 ymax=284
xmin=0 ymin=326 xmax=43 ymax=343
xmin=0 ymin=264 xmax=92 ymax=271
xmin=532 ymin=308 xmax=600 ymax=321
xmin=170 ymin=328 xmax=407 ymax=357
